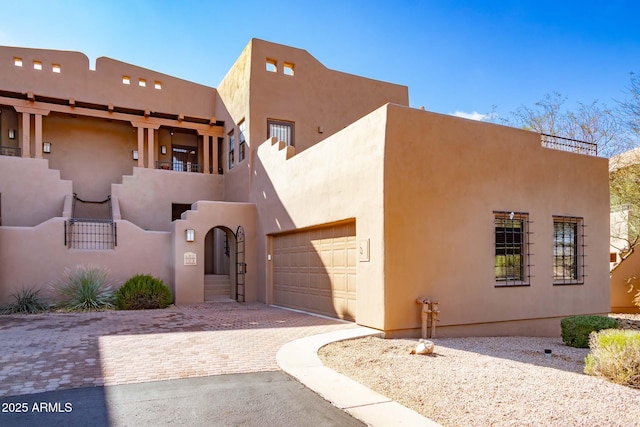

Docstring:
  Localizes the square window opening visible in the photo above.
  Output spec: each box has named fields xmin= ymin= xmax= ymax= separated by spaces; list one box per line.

xmin=122 ymin=76 xmax=131 ymax=85
xmin=33 ymin=61 xmax=42 ymax=70
xmin=52 ymin=64 xmax=61 ymax=73
xmin=138 ymin=78 xmax=146 ymax=87
xmin=284 ymin=62 xmax=295 ymax=76
xmin=14 ymin=57 xmax=23 ymax=67
xmin=266 ymin=58 xmax=277 ymax=73
xmin=268 ymin=119 xmax=294 ymax=147
xmin=154 ymin=81 xmax=162 ymax=90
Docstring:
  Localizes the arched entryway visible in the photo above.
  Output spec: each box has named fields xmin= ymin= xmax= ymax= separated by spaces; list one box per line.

xmin=204 ymin=225 xmax=246 ymax=302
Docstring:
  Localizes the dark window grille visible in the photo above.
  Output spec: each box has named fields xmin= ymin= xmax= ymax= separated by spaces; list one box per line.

xmin=495 ymin=211 xmax=533 ymax=286
xmin=239 ymin=121 xmax=246 ymax=162
xmin=65 ymin=219 xmax=116 ymax=250
xmin=553 ymin=216 xmax=585 ymax=285
xmin=228 ymin=130 xmax=235 ymax=169
xmin=268 ymin=119 xmax=294 ymax=147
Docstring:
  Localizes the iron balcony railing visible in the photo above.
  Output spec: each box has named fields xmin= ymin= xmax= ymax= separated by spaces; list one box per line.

xmin=0 ymin=145 xmax=21 ymax=157
xmin=155 ymin=161 xmax=201 ymax=172
xmin=541 ymin=134 xmax=598 ymax=156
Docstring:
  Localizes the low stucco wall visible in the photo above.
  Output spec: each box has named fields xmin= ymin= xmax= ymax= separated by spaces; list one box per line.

xmin=0 ymin=156 xmax=72 ymax=226
xmin=112 ymin=167 xmax=224 ymax=231
xmin=0 ymin=218 xmax=171 ymax=304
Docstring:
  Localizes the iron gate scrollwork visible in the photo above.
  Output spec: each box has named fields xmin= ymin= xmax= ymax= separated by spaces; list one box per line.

xmin=235 ymin=225 xmax=246 ymax=302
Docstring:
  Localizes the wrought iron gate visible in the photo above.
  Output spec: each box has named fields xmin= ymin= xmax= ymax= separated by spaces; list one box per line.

xmin=235 ymin=225 xmax=246 ymax=302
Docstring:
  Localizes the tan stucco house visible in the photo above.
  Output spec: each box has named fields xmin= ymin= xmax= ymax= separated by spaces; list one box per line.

xmin=0 ymin=39 xmax=611 ymax=336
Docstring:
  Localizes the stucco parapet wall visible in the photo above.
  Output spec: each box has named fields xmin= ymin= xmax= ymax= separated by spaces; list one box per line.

xmin=254 ymin=103 xmax=388 ymax=231
xmin=0 ymin=46 xmax=217 ymax=119
xmin=0 ymin=156 xmax=73 ymax=226
xmin=111 ymin=167 xmax=225 ymax=232
xmin=386 ymin=103 xmax=610 ymax=163
xmin=249 ymin=38 xmax=409 ymax=102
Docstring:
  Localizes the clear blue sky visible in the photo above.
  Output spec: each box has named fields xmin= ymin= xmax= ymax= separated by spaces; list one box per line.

xmin=1 ymin=1 xmax=638 ymax=121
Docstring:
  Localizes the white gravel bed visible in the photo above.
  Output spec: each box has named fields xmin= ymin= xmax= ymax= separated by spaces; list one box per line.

xmin=319 ymin=336 xmax=640 ymax=427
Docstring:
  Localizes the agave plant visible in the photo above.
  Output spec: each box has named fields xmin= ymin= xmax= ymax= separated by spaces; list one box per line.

xmin=53 ymin=264 xmax=115 ymax=311
xmin=1 ymin=287 xmax=49 ymax=314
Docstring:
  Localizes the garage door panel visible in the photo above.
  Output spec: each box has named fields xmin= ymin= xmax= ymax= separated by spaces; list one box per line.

xmin=273 ymin=222 xmax=356 ymax=321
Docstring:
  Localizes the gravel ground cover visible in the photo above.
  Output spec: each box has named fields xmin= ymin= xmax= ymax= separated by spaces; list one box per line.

xmin=319 ymin=316 xmax=640 ymax=427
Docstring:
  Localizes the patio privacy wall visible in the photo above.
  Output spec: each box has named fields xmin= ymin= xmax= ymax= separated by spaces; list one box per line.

xmin=0 ymin=218 xmax=172 ymax=303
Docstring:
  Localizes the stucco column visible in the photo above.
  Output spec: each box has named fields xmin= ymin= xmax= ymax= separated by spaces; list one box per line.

xmin=21 ymin=112 xmax=31 ymax=158
xmin=34 ymin=114 xmax=43 ymax=159
xmin=137 ymin=126 xmax=145 ymax=168
xmin=212 ymin=137 xmax=219 ymax=174
xmin=147 ymin=127 xmax=155 ymax=169
xmin=202 ymin=134 xmax=210 ymax=174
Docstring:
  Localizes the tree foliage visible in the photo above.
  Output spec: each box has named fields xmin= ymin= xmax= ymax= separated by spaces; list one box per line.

xmin=500 ymin=74 xmax=640 ymax=272
xmin=620 ymin=72 xmax=640 ymax=140
xmin=502 ymin=92 xmax=627 ymax=158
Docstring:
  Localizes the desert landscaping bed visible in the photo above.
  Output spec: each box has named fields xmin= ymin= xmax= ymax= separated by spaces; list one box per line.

xmin=319 ymin=316 xmax=640 ymax=427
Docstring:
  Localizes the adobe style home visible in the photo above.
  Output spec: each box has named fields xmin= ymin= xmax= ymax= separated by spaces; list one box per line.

xmin=0 ymin=38 xmax=611 ymax=336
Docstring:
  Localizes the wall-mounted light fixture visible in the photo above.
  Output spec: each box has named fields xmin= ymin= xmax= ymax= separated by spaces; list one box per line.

xmin=43 ymin=142 xmax=51 ymax=153
xmin=8 ymin=129 xmax=16 ymax=139
xmin=185 ymin=229 xmax=195 ymax=242
xmin=132 ymin=150 xmax=139 ymax=160
xmin=161 ymin=145 xmax=167 ymax=155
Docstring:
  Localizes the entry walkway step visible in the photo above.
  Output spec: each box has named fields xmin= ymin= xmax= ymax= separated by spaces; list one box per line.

xmin=205 ymin=274 xmax=230 ymax=300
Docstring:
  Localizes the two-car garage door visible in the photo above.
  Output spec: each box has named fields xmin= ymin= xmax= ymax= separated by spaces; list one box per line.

xmin=272 ymin=221 xmax=356 ymax=321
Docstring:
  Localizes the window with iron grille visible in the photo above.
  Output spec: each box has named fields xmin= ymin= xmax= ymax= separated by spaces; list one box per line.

xmin=238 ymin=120 xmax=246 ymax=162
xmin=268 ymin=119 xmax=294 ymax=147
xmin=228 ymin=129 xmax=235 ymax=169
xmin=495 ymin=211 xmax=532 ymax=286
xmin=553 ymin=216 xmax=585 ymax=284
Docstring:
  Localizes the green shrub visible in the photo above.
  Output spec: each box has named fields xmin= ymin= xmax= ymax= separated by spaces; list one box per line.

xmin=53 ymin=264 xmax=114 ymax=311
xmin=560 ymin=315 xmax=619 ymax=348
xmin=585 ymin=329 xmax=640 ymax=389
xmin=1 ymin=287 xmax=48 ymax=314
xmin=115 ymin=274 xmax=173 ymax=310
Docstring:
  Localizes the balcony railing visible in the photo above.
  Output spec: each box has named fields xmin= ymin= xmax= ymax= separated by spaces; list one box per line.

xmin=155 ymin=161 xmax=201 ymax=172
xmin=0 ymin=146 xmax=21 ymax=157
xmin=541 ymin=134 xmax=598 ymax=156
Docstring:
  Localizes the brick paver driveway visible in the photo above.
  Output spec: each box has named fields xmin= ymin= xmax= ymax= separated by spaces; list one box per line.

xmin=0 ymin=302 xmax=357 ymax=397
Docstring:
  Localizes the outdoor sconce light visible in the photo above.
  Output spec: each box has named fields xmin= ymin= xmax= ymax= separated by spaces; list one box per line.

xmin=132 ymin=150 xmax=139 ymax=160
xmin=185 ymin=229 xmax=195 ymax=242
xmin=161 ymin=145 xmax=167 ymax=155
xmin=8 ymin=129 xmax=16 ymax=139
xmin=43 ymin=142 xmax=51 ymax=153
